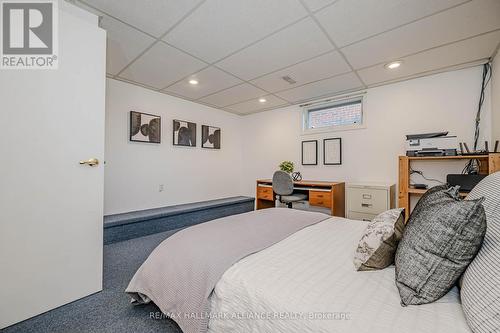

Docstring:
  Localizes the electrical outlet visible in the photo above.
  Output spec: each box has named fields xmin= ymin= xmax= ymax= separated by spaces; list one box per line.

xmin=159 ymin=184 xmax=164 ymax=192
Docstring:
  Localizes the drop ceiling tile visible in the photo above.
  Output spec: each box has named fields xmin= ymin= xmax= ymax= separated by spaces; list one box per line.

xmin=198 ymin=83 xmax=267 ymax=107
xmin=73 ymin=1 xmax=101 ymax=17
xmin=80 ymin=0 xmax=202 ymax=37
xmin=316 ymin=0 xmax=468 ymax=47
xmin=341 ymin=0 xmax=500 ymax=69
xmin=100 ymin=17 xmax=155 ymax=75
xmin=118 ymin=42 xmax=207 ymax=89
xmin=250 ymin=51 xmax=351 ymax=92
xmin=163 ymin=67 xmax=243 ymax=100
xmin=216 ymin=18 xmax=333 ymax=81
xmin=302 ymin=0 xmax=337 ymax=12
xmin=114 ymin=77 xmax=160 ymax=91
xmin=164 ymin=0 xmax=308 ymax=63
xmin=73 ymin=2 xmax=156 ymax=75
xmin=275 ymin=72 xmax=363 ymax=103
xmin=358 ymin=30 xmax=500 ymax=86
xmin=226 ymin=95 xmax=289 ymax=114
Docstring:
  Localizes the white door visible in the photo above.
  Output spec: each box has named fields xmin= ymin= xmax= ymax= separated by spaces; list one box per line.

xmin=0 ymin=3 xmax=106 ymax=328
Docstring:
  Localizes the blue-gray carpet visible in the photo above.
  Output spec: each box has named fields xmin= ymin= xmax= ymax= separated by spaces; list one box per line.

xmin=2 ymin=230 xmax=184 ymax=333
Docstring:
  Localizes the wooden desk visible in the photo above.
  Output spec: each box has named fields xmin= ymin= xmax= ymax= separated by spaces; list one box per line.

xmin=256 ymin=179 xmax=345 ymax=217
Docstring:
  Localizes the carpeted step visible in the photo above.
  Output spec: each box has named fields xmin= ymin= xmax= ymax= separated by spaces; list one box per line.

xmin=103 ymin=196 xmax=255 ymax=244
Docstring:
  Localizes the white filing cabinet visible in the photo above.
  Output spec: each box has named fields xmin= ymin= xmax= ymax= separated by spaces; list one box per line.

xmin=346 ymin=183 xmax=396 ymax=221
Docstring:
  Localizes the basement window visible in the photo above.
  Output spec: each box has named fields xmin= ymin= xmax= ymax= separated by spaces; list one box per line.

xmin=303 ymin=96 xmax=365 ymax=133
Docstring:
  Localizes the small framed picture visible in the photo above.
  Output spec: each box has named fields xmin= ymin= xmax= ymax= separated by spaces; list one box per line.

xmin=173 ymin=119 xmax=196 ymax=147
xmin=324 ymin=138 xmax=342 ymax=165
xmin=302 ymin=140 xmax=318 ymax=165
xmin=130 ymin=111 xmax=161 ymax=143
xmin=202 ymin=125 xmax=221 ymax=149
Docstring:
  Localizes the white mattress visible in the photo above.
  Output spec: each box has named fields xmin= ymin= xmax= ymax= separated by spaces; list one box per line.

xmin=207 ymin=217 xmax=471 ymax=333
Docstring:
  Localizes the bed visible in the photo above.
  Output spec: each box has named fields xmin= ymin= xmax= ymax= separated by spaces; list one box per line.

xmin=126 ymin=208 xmax=472 ymax=333
xmin=207 ymin=217 xmax=471 ymax=333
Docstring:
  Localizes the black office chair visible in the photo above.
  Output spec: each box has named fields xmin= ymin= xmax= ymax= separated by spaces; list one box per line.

xmin=272 ymin=171 xmax=307 ymax=208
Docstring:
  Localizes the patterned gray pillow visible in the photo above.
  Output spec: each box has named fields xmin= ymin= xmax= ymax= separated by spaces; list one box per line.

xmin=353 ymin=208 xmax=405 ymax=271
xmin=461 ymin=172 xmax=500 ymax=333
xmin=395 ymin=185 xmax=486 ymax=306
xmin=408 ymin=184 xmax=451 ymax=217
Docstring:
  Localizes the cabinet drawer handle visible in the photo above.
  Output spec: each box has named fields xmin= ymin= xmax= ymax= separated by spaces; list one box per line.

xmin=316 ymin=194 xmax=323 ymax=198
xmin=317 ymin=201 xmax=323 ymax=205
xmin=362 ymin=194 xmax=372 ymax=199
xmin=361 ymin=203 xmax=372 ymax=208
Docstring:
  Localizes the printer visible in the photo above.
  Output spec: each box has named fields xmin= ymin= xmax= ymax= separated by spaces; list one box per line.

xmin=406 ymin=132 xmax=458 ymax=157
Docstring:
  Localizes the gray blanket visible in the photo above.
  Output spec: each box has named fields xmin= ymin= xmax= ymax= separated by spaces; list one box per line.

xmin=126 ymin=208 xmax=329 ymax=333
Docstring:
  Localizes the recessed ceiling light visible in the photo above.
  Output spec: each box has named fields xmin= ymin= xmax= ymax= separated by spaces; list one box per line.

xmin=259 ymin=98 xmax=267 ymax=103
xmin=385 ymin=61 xmax=402 ymax=70
xmin=189 ymin=79 xmax=198 ymax=85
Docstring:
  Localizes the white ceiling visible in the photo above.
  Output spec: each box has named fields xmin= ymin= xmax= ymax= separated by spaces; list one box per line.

xmin=74 ymin=0 xmax=500 ymax=115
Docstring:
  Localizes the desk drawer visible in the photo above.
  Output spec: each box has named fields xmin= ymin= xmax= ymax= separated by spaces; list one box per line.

xmin=309 ymin=190 xmax=331 ymax=208
xmin=348 ymin=188 xmax=387 ymax=214
xmin=257 ymin=186 xmax=274 ymax=201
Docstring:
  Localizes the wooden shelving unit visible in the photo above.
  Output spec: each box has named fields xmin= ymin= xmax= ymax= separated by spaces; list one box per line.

xmin=405 ymin=155 xmax=499 ymax=160
xmin=398 ymin=153 xmax=500 ymax=221
xmin=407 ymin=188 xmax=467 ymax=196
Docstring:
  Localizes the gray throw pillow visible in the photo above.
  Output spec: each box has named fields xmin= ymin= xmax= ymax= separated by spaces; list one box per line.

xmin=395 ymin=185 xmax=486 ymax=306
xmin=353 ymin=208 xmax=405 ymax=271
xmin=461 ymin=172 xmax=500 ymax=333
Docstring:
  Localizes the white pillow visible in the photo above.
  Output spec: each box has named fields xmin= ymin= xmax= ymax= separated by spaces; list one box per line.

xmin=461 ymin=172 xmax=500 ymax=332
xmin=353 ymin=208 xmax=405 ymax=271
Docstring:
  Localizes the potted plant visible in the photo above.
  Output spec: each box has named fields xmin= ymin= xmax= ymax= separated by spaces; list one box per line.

xmin=279 ymin=161 xmax=294 ymax=174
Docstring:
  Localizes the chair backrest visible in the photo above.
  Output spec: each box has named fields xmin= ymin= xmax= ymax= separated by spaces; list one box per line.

xmin=273 ymin=170 xmax=294 ymax=195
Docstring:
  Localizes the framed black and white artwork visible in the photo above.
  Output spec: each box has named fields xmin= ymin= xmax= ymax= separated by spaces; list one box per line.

xmin=129 ymin=111 xmax=161 ymax=143
xmin=173 ymin=120 xmax=196 ymax=147
xmin=202 ymin=125 xmax=221 ymax=149
xmin=324 ymin=138 xmax=342 ymax=165
xmin=302 ymin=140 xmax=318 ymax=165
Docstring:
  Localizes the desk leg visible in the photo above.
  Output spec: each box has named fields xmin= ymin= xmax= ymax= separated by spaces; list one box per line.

xmin=332 ymin=183 xmax=345 ymax=217
xmin=398 ymin=156 xmax=410 ymax=222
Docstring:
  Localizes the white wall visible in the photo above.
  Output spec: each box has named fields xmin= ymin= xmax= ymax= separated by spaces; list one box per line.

xmin=240 ymin=66 xmax=491 ymax=197
xmin=492 ymin=52 xmax=500 ymax=141
xmin=105 ymin=79 xmax=244 ymax=215
xmin=106 ymin=65 xmax=492 ymax=213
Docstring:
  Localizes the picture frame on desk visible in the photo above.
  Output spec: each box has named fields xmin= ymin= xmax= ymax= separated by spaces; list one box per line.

xmin=324 ymin=138 xmax=342 ymax=165
xmin=302 ymin=140 xmax=318 ymax=165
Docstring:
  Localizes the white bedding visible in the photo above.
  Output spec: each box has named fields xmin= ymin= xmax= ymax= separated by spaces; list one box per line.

xmin=207 ymin=217 xmax=471 ymax=333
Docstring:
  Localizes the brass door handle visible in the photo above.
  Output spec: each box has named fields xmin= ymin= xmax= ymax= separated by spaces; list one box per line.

xmin=79 ymin=158 xmax=99 ymax=167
